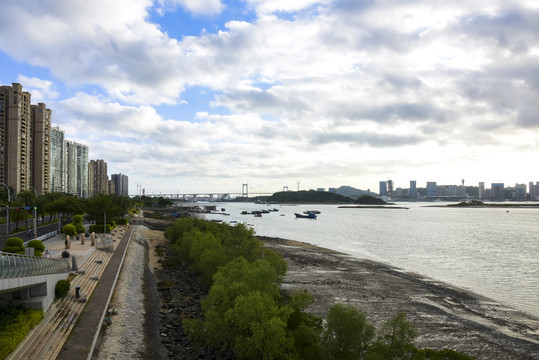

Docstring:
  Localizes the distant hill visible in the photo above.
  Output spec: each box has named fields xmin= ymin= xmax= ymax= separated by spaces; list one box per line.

xmin=335 ymin=186 xmax=379 ymax=199
xmin=267 ymin=191 xmax=354 ymax=204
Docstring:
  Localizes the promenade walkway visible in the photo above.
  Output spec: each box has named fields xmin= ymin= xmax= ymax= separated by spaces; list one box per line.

xmin=6 ymin=225 xmax=133 ymax=360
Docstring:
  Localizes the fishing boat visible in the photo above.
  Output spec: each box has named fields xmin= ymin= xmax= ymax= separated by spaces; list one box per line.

xmin=295 ymin=212 xmax=317 ymax=219
xmin=303 ymin=210 xmax=321 ymax=214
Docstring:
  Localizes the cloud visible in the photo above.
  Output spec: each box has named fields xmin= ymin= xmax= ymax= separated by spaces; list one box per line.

xmin=1 ymin=0 xmax=539 ymax=192
xmin=16 ymin=75 xmax=59 ymax=102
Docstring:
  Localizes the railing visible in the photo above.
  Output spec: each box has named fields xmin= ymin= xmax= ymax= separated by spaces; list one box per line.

xmin=0 ymin=252 xmax=70 ymax=279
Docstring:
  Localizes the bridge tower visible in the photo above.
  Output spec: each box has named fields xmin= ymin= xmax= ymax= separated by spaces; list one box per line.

xmin=242 ymin=183 xmax=249 ymax=198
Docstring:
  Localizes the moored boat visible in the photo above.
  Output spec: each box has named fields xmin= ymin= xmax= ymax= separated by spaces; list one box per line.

xmin=295 ymin=212 xmax=317 ymax=219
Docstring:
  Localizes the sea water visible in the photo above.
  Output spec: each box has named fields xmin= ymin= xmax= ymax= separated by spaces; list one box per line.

xmin=206 ymin=202 xmax=539 ymax=318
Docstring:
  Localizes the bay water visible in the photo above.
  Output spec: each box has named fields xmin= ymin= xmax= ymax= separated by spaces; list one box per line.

xmin=206 ymin=202 xmax=539 ymax=318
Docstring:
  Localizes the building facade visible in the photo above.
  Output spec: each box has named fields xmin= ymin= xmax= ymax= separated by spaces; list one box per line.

xmin=31 ymin=103 xmax=52 ymax=195
xmin=65 ymin=140 xmax=88 ymax=198
xmin=111 ymin=173 xmax=128 ymax=197
xmin=88 ymin=159 xmax=109 ymax=197
xmin=0 ymin=83 xmax=52 ymax=195
xmin=50 ymin=126 xmax=65 ymax=193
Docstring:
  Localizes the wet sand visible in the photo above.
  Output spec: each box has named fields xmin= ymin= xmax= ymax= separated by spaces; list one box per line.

xmin=259 ymin=236 xmax=539 ymax=360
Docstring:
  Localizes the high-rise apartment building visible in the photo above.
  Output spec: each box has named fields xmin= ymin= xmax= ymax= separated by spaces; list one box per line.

xmin=65 ymin=140 xmax=88 ymax=198
xmin=111 ymin=173 xmax=128 ymax=197
xmin=88 ymin=159 xmax=109 ymax=197
xmin=0 ymin=83 xmax=52 ymax=195
xmin=31 ymin=103 xmax=52 ymax=195
xmin=50 ymin=126 xmax=65 ymax=193
xmin=0 ymin=83 xmax=32 ymax=193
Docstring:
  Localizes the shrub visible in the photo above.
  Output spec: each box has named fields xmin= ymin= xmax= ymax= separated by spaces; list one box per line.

xmin=73 ymin=215 xmax=83 ymax=223
xmin=117 ymin=218 xmax=128 ymax=225
xmin=0 ymin=306 xmax=43 ymax=359
xmin=62 ymin=224 xmax=77 ymax=236
xmin=26 ymin=240 xmax=45 ymax=257
xmin=74 ymin=222 xmax=85 ymax=234
xmin=55 ymin=279 xmax=70 ymax=298
xmin=322 ymin=304 xmax=376 ymax=360
xmin=2 ymin=237 xmax=25 ymax=254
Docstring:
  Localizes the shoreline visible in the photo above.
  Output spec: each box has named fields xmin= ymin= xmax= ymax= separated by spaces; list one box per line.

xmin=258 ymin=235 xmax=539 ymax=360
xmin=104 ymin=222 xmax=538 ymax=359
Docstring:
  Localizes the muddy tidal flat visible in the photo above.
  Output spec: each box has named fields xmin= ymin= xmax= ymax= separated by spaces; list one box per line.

xmin=259 ymin=236 xmax=539 ymax=360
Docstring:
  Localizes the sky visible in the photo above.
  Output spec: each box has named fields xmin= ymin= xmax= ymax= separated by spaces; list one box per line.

xmin=0 ymin=0 xmax=538 ymax=196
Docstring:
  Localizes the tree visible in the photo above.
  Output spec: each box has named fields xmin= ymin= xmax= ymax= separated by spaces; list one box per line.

xmin=72 ymin=215 xmax=85 ymax=234
xmin=366 ymin=312 xmax=417 ymax=360
xmin=84 ymin=194 xmax=119 ymax=222
xmin=322 ymin=304 xmax=376 ymax=360
xmin=225 ymin=291 xmax=294 ymax=360
xmin=287 ymin=290 xmax=324 ymax=360
xmin=2 ymin=237 xmax=25 ymax=254
xmin=62 ymin=224 xmax=77 ymax=236
xmin=17 ymin=190 xmax=36 ymax=230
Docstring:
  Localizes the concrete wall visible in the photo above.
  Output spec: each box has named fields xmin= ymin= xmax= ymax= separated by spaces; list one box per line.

xmin=0 ymin=272 xmax=69 ymax=311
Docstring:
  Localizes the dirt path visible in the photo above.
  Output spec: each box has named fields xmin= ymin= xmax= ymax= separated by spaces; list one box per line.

xmin=96 ymin=227 xmax=167 ymax=360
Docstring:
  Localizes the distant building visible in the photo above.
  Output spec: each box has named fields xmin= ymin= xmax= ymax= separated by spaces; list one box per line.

xmin=529 ymin=181 xmax=536 ymax=200
xmin=108 ymin=179 xmax=116 ymax=196
xmin=478 ymin=182 xmax=485 ymax=200
xmin=387 ymin=180 xmax=394 ymax=199
xmin=316 ymin=188 xmax=325 ymax=192
xmin=409 ymin=180 xmax=417 ymax=199
xmin=88 ymin=159 xmax=109 ymax=197
xmin=31 ymin=103 xmax=52 ymax=195
xmin=65 ymin=140 xmax=89 ymax=198
xmin=379 ymin=181 xmax=387 ymax=196
xmin=328 ymin=188 xmax=337 ymax=193
xmin=50 ymin=126 xmax=65 ymax=193
xmin=514 ymin=184 xmax=526 ymax=200
xmin=426 ymin=182 xmax=437 ymax=197
xmin=491 ymin=183 xmax=504 ymax=201
xmin=111 ymin=173 xmax=128 ymax=197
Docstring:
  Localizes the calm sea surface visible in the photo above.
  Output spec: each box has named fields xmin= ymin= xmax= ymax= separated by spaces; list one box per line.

xmin=205 ymin=202 xmax=539 ymax=318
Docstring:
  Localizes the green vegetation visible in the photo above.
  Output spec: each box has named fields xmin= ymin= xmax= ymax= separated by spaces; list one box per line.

xmin=26 ymin=240 xmax=45 ymax=256
xmin=1 ymin=237 xmax=25 ymax=254
xmin=165 ymin=218 xmax=475 ymax=360
xmin=0 ymin=305 xmax=43 ymax=360
xmin=55 ymin=279 xmax=71 ymax=298
xmin=356 ymin=195 xmax=387 ymax=205
xmin=62 ymin=224 xmax=77 ymax=236
xmin=267 ymin=191 xmax=354 ymax=204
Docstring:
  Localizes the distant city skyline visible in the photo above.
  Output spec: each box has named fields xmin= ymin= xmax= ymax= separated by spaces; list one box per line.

xmin=1 ymin=1 xmax=538 ymax=194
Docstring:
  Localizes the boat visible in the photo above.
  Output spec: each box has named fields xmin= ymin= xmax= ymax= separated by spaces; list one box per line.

xmin=295 ymin=212 xmax=317 ymax=219
xmin=254 ymin=213 xmax=262 ymax=217
xmin=303 ymin=210 xmax=321 ymax=214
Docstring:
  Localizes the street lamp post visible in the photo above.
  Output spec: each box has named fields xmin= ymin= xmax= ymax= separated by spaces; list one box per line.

xmin=1 ymin=183 xmax=10 ymax=235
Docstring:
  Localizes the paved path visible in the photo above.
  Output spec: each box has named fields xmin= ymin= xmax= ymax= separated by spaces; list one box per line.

xmin=56 ymin=226 xmax=133 ymax=360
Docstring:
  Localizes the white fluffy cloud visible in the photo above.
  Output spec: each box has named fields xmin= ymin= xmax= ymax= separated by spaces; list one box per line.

xmin=0 ymin=0 xmax=538 ymax=193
